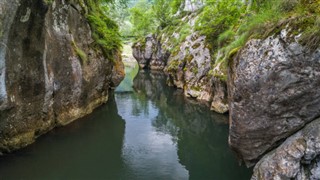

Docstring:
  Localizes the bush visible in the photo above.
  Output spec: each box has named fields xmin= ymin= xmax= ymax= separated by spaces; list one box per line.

xmin=196 ymin=0 xmax=245 ymax=49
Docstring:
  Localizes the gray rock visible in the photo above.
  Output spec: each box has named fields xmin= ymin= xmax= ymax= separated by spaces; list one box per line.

xmin=228 ymin=27 xmax=320 ymax=166
xmin=132 ymin=14 xmax=228 ymax=114
xmin=0 ymin=0 xmax=124 ymax=153
xmin=132 ymin=34 xmax=169 ymax=70
xmin=165 ymin=32 xmax=229 ymax=114
xmin=252 ymin=118 xmax=320 ymax=180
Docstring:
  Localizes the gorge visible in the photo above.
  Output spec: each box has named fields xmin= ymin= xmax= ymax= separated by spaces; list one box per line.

xmin=1 ymin=0 xmax=320 ymax=179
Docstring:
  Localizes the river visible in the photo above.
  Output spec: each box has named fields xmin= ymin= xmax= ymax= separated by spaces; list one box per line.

xmin=0 ymin=65 xmax=251 ymax=179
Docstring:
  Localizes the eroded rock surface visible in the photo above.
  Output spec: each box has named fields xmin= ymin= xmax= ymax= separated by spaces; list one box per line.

xmin=164 ymin=32 xmax=228 ymax=113
xmin=252 ymin=118 xmax=320 ymax=180
xmin=228 ymin=27 xmax=320 ymax=166
xmin=0 ymin=0 xmax=123 ymax=153
xmin=132 ymin=34 xmax=169 ymax=70
xmin=132 ymin=14 xmax=228 ymax=114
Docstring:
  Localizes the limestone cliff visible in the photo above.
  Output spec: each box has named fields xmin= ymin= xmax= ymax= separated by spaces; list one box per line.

xmin=228 ymin=17 xmax=320 ymax=167
xmin=132 ymin=12 xmax=228 ymax=114
xmin=132 ymin=0 xmax=320 ymax=177
xmin=0 ymin=0 xmax=124 ymax=153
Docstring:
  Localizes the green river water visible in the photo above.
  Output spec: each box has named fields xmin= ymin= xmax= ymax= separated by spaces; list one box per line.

xmin=0 ymin=65 xmax=251 ymax=179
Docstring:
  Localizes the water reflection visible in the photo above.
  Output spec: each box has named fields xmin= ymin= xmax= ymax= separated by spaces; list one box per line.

xmin=116 ymin=70 xmax=251 ymax=180
xmin=0 ymin=96 xmax=126 ymax=179
xmin=116 ymin=92 xmax=189 ymax=180
xmin=0 ymin=69 xmax=251 ymax=180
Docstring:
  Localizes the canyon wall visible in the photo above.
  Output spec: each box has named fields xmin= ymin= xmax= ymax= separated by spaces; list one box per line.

xmin=0 ymin=0 xmax=124 ymax=153
xmin=132 ymin=4 xmax=320 ymax=178
xmin=228 ymin=18 xmax=320 ymax=168
xmin=132 ymin=13 xmax=228 ymax=114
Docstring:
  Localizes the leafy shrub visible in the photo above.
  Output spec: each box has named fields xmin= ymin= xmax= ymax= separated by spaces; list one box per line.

xmin=196 ymin=0 xmax=245 ymax=49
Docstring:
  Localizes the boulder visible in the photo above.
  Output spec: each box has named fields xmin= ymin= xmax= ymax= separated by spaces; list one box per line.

xmin=252 ymin=118 xmax=320 ymax=180
xmin=228 ymin=26 xmax=320 ymax=166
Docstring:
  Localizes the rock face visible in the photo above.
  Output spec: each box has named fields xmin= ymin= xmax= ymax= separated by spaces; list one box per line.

xmin=132 ymin=34 xmax=169 ymax=70
xmin=164 ymin=32 xmax=228 ymax=113
xmin=228 ymin=26 xmax=320 ymax=165
xmin=132 ymin=14 xmax=228 ymax=114
xmin=252 ymin=118 xmax=320 ymax=180
xmin=0 ymin=0 xmax=123 ymax=153
xmin=180 ymin=0 xmax=204 ymax=13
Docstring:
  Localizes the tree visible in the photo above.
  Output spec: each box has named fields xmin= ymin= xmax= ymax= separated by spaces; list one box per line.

xmin=129 ymin=0 xmax=157 ymax=37
xmin=153 ymin=0 xmax=172 ymax=29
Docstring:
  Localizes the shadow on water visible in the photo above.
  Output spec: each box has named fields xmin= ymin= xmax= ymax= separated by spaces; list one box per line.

xmin=0 ymin=96 xmax=126 ymax=179
xmin=0 ymin=68 xmax=251 ymax=179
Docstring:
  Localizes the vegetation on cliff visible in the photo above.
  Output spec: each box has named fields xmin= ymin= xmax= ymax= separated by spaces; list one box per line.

xmin=108 ymin=0 xmax=187 ymax=38
xmin=128 ymin=0 xmax=319 ymax=80
xmin=127 ymin=0 xmax=320 ymax=117
xmin=82 ymin=0 xmax=122 ymax=60
xmin=198 ymin=0 xmax=320 ymax=63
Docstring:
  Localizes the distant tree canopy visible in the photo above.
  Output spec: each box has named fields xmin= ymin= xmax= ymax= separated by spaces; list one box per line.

xmin=129 ymin=0 xmax=156 ymax=37
xmin=127 ymin=0 xmax=187 ymax=37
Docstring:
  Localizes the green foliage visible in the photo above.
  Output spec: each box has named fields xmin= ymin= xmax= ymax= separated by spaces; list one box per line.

xmin=225 ymin=32 xmax=248 ymax=57
xmin=297 ymin=0 xmax=320 ymax=14
xmin=171 ymin=0 xmax=183 ymax=14
xmin=127 ymin=0 xmax=319 ymax=82
xmin=217 ymin=29 xmax=236 ymax=46
xmin=84 ymin=0 xmax=122 ymax=60
xmin=198 ymin=0 xmax=318 ymax=58
xmin=300 ymin=16 xmax=320 ymax=51
xmin=106 ymin=0 xmax=134 ymax=37
xmin=129 ymin=0 xmax=186 ymax=39
xmin=75 ymin=48 xmax=88 ymax=64
xmin=153 ymin=0 xmax=173 ymax=29
xmin=129 ymin=0 xmax=157 ymax=37
xmin=71 ymin=41 xmax=88 ymax=65
xmin=193 ymin=0 xmax=320 ymax=82
xmin=179 ymin=24 xmax=191 ymax=40
xmin=196 ymin=0 xmax=245 ymax=49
